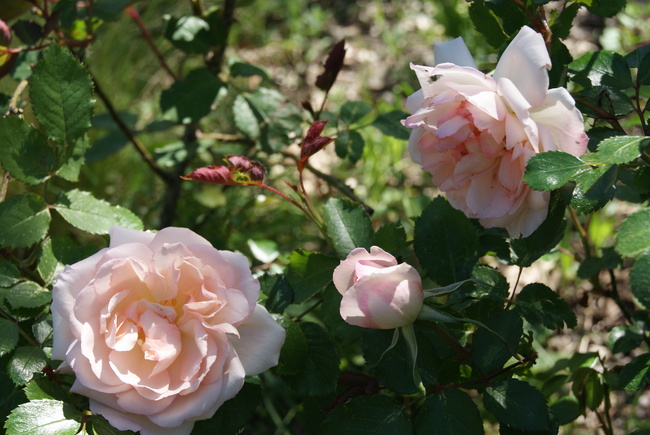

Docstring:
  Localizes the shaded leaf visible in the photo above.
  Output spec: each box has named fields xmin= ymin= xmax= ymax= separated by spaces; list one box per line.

xmin=316 ymin=39 xmax=346 ymax=92
xmin=619 ymin=353 xmax=650 ymax=391
xmin=163 ymin=15 xmax=212 ymax=54
xmin=0 ymin=318 xmax=18 ymax=357
xmin=569 ymin=50 xmax=633 ymax=89
xmin=616 ymin=208 xmax=650 ymax=258
xmin=340 ymin=101 xmax=372 ymax=125
xmin=0 ymin=117 xmax=55 ymax=185
xmin=415 ymin=390 xmax=483 ymax=435
xmin=484 ymin=379 xmax=550 ymax=431
xmin=608 ymin=325 xmax=644 ymax=354
xmin=285 ymin=250 xmax=340 ymax=304
xmin=630 ymin=249 xmax=650 ymax=310
xmin=0 ymin=193 xmax=50 ymax=249
xmin=160 ymin=68 xmax=223 ymax=124
xmin=514 ymin=283 xmax=577 ymax=329
xmin=321 ymin=395 xmax=411 ymax=435
xmin=335 ymin=130 xmax=365 ymax=163
xmin=192 ymin=383 xmax=261 ymax=435
xmin=471 ymin=309 xmax=522 ymax=373
xmin=468 ymin=1 xmax=507 ymax=48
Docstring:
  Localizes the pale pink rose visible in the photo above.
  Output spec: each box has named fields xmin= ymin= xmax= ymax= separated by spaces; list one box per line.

xmin=333 ymin=246 xmax=424 ymax=329
xmin=403 ymin=26 xmax=588 ymax=237
xmin=51 ymin=226 xmax=285 ymax=435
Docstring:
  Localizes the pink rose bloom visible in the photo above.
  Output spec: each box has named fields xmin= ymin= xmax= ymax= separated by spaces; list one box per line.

xmin=333 ymin=246 xmax=423 ymax=329
xmin=51 ymin=226 xmax=285 ymax=435
xmin=403 ymin=26 xmax=588 ymax=237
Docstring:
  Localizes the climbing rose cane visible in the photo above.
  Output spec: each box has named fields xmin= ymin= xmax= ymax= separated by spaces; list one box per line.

xmin=403 ymin=26 xmax=588 ymax=237
xmin=333 ymin=246 xmax=424 ymax=329
xmin=51 ymin=226 xmax=286 ymax=435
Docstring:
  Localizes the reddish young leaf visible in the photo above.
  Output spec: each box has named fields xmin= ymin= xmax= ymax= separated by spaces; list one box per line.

xmin=298 ymin=121 xmax=333 ymax=172
xmin=315 ymin=39 xmax=346 ymax=92
xmin=182 ymin=155 xmax=265 ymax=186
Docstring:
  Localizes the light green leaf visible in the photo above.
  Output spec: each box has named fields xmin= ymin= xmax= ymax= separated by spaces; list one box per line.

xmin=54 ymin=189 xmax=143 ymax=235
xmin=0 ymin=193 xmax=51 ymax=249
xmin=340 ymin=101 xmax=372 ymax=125
xmin=29 ymin=44 xmax=94 ymax=145
xmin=484 ymin=379 xmax=550 ymax=431
xmin=5 ymin=399 xmax=82 ymax=434
xmin=616 ymin=208 xmax=650 ymax=258
xmin=7 ymin=281 xmax=51 ymax=309
xmin=0 ymin=318 xmax=19 ymax=357
xmin=324 ymin=198 xmax=374 ymax=257
xmin=596 ymin=136 xmax=650 ymax=164
xmin=233 ymin=94 xmax=260 ymax=139
xmin=523 ymin=151 xmax=586 ymax=191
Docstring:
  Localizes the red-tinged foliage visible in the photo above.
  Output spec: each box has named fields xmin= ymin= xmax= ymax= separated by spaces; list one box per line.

xmin=298 ymin=120 xmax=333 ymax=172
xmin=182 ymin=155 xmax=265 ymax=186
xmin=315 ymin=39 xmax=346 ymax=92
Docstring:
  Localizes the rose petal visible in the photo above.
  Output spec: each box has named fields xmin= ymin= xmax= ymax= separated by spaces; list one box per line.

xmin=434 ymin=36 xmax=478 ymax=68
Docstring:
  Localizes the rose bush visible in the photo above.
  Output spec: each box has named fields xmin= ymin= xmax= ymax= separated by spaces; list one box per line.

xmin=333 ymin=246 xmax=423 ymax=329
xmin=403 ymin=26 xmax=588 ymax=237
xmin=51 ymin=226 xmax=286 ymax=435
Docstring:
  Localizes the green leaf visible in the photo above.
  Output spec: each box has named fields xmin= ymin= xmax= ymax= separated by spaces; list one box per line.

xmin=246 ymin=239 xmax=278 ymax=263
xmin=85 ymin=414 xmax=134 ymax=435
xmin=550 ymin=396 xmax=581 ymax=425
xmin=570 ymin=164 xmax=617 ymax=215
xmin=596 ymin=136 xmax=650 ymax=164
xmin=619 ymin=353 xmax=650 ymax=391
xmin=191 ymin=383 xmax=261 ymax=435
xmin=608 ymin=325 xmax=644 ymax=354
xmin=259 ymin=274 xmax=292 ymax=314
xmin=275 ymin=316 xmax=308 ymax=376
xmin=24 ymin=377 xmax=69 ymax=402
xmin=571 ymin=367 xmax=604 ymax=411
xmin=285 ymin=250 xmax=339 ymax=304
xmin=321 ymin=395 xmax=412 ymax=435
xmin=510 ymin=188 xmax=569 ymax=267
xmin=4 ymin=399 xmax=82 ymax=434
xmin=468 ymin=1 xmax=507 ymax=48
xmin=233 ymin=94 xmax=260 ymax=140
xmin=0 ymin=261 xmax=21 ymax=287
xmin=524 ymin=151 xmax=586 ymax=191
xmin=321 ymin=287 xmax=362 ymax=345
xmin=54 ymin=189 xmax=143 ymax=235
xmin=586 ymin=0 xmax=626 ymax=17
xmin=0 ymin=117 xmax=55 ymax=185
xmin=550 ymin=3 xmax=580 ymax=40
xmin=55 ymin=135 xmax=90 ymax=182
xmin=7 ymin=346 xmax=48 ymax=386
xmin=0 ymin=193 xmax=51 ymax=249
xmin=484 ymin=379 xmax=550 ymax=431
xmin=414 ymin=197 xmax=480 ymax=285
xmin=32 ymin=316 xmax=53 ymax=346
xmin=160 ymin=68 xmax=223 ymax=124
xmin=471 ymin=310 xmax=522 ymax=374
xmin=37 ymin=237 xmax=98 ymax=285
xmin=335 ymin=130 xmax=365 ymax=163
xmin=93 ymin=0 xmax=133 ymax=21
xmin=637 ymin=51 xmax=650 ymax=86
xmin=245 ymin=88 xmax=303 ymax=153
xmin=374 ymin=222 xmax=407 ymax=253
xmin=229 ymin=62 xmax=269 ymax=79
xmin=7 ymin=281 xmax=51 ymax=309
xmin=576 ymin=86 xmax=634 ymax=118
xmin=0 ymin=318 xmax=18 ymax=357
xmin=363 ymin=329 xmax=418 ymax=394
xmin=514 ymin=283 xmax=577 ymax=329
xmin=29 ymin=44 xmax=94 ymax=145
xmin=616 ymin=208 xmax=650 ymax=258
xmin=324 ymin=198 xmax=374 ymax=257
xmin=415 ymin=390 xmax=483 ymax=435
xmin=282 ymin=322 xmax=339 ymax=396
xmin=448 ymin=265 xmax=509 ymax=312
xmin=340 ymin=101 xmax=372 ymax=125
xmin=569 ymin=50 xmax=633 ymax=89
xmin=372 ymin=110 xmax=410 ymax=140
xmin=630 ymin=249 xmax=650 ymax=310
xmin=163 ymin=15 xmax=212 ymax=54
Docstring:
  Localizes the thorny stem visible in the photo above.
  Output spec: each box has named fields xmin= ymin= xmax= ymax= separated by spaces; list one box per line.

xmin=259 ymin=183 xmax=310 ymax=216
xmin=124 ymin=6 xmax=178 ymax=81
xmin=292 ymin=298 xmax=324 ymax=322
xmin=92 ymin=77 xmax=174 ymax=184
xmin=505 ymin=266 xmax=524 ymax=310
xmin=633 ymin=68 xmax=648 ymax=135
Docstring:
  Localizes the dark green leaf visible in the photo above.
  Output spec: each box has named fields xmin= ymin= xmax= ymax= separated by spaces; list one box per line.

xmin=229 ymin=62 xmax=268 ymax=79
xmin=335 ymin=130 xmax=365 ymax=163
xmin=363 ymin=329 xmax=417 ymax=394
xmin=630 ymin=249 xmax=650 ymax=310
xmin=4 ymin=399 xmax=82 ymax=434
xmin=608 ymin=325 xmax=644 ymax=354
xmin=484 ymin=379 xmax=550 ymax=431
xmin=550 ymin=396 xmax=581 ymax=425
xmin=415 ymin=390 xmax=482 ymax=435
xmin=7 ymin=281 xmax=51 ymax=309
xmin=586 ymin=0 xmax=626 ymax=17
xmin=37 ymin=237 xmax=97 ymax=285
xmin=0 ymin=117 xmax=55 ymax=185
xmin=7 ymin=346 xmax=48 ymax=386
xmin=636 ymin=51 xmax=650 ymax=86
xmin=161 ymin=68 xmax=223 ymax=124
xmin=0 ymin=261 xmax=20 ymax=287
xmin=340 ymin=101 xmax=372 ymax=125
xmin=285 ymin=250 xmax=339 ymax=304
xmin=30 ymin=44 xmax=94 ymax=146
xmin=468 ymin=1 xmax=507 ymax=48
xmin=85 ymin=414 xmax=134 ymax=435
xmin=576 ymin=86 xmax=634 ymax=118
xmin=571 ymin=367 xmax=604 ymax=411
xmin=324 ymin=198 xmax=374 ymax=257
xmin=372 ymin=110 xmax=410 ymax=140
xmin=93 ymin=0 xmax=133 ymax=21
xmin=619 ymin=353 xmax=650 ymax=391
xmin=0 ymin=193 xmax=51 ymax=249
xmin=54 ymin=189 xmax=143 ymax=235
xmin=321 ymin=395 xmax=412 ymax=435
xmin=548 ymin=37 xmax=573 ymax=89
xmin=448 ymin=265 xmax=509 ymax=312
xmin=260 ymin=274 xmax=292 ymax=314
xmin=11 ymin=20 xmax=43 ymax=46
xmin=0 ymin=318 xmax=18 ymax=357
xmin=471 ymin=310 xmax=522 ymax=374
xmin=275 ymin=316 xmax=308 ymax=376
xmin=191 ymin=383 xmax=261 ymax=435
xmin=550 ymin=3 xmax=580 ymax=40
xmin=24 ymin=377 xmax=69 ymax=402
xmin=570 ymin=164 xmax=617 ymax=215
xmin=282 ymin=322 xmax=339 ymax=396
xmin=414 ymin=197 xmax=480 ymax=285
xmin=514 ymin=283 xmax=577 ymax=329
xmin=510 ymin=188 xmax=569 ymax=267
xmin=244 ymin=88 xmax=303 ymax=152
xmin=55 ymin=135 xmax=90 ymax=182
xmin=596 ymin=136 xmax=650 ymax=164
xmin=163 ymin=15 xmax=212 ymax=54
xmin=321 ymin=286 xmax=363 ymax=345
xmin=524 ymin=151 xmax=586 ymax=191
xmin=374 ymin=222 xmax=407 ymax=253
xmin=569 ymin=50 xmax=633 ymax=89
xmin=616 ymin=208 xmax=650 ymax=258
xmin=85 ymin=131 xmax=129 ymax=163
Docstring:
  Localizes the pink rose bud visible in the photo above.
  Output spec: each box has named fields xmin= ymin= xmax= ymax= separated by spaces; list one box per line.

xmin=51 ymin=226 xmax=286 ymax=435
xmin=403 ymin=26 xmax=588 ymax=237
xmin=333 ymin=246 xmax=424 ymax=329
